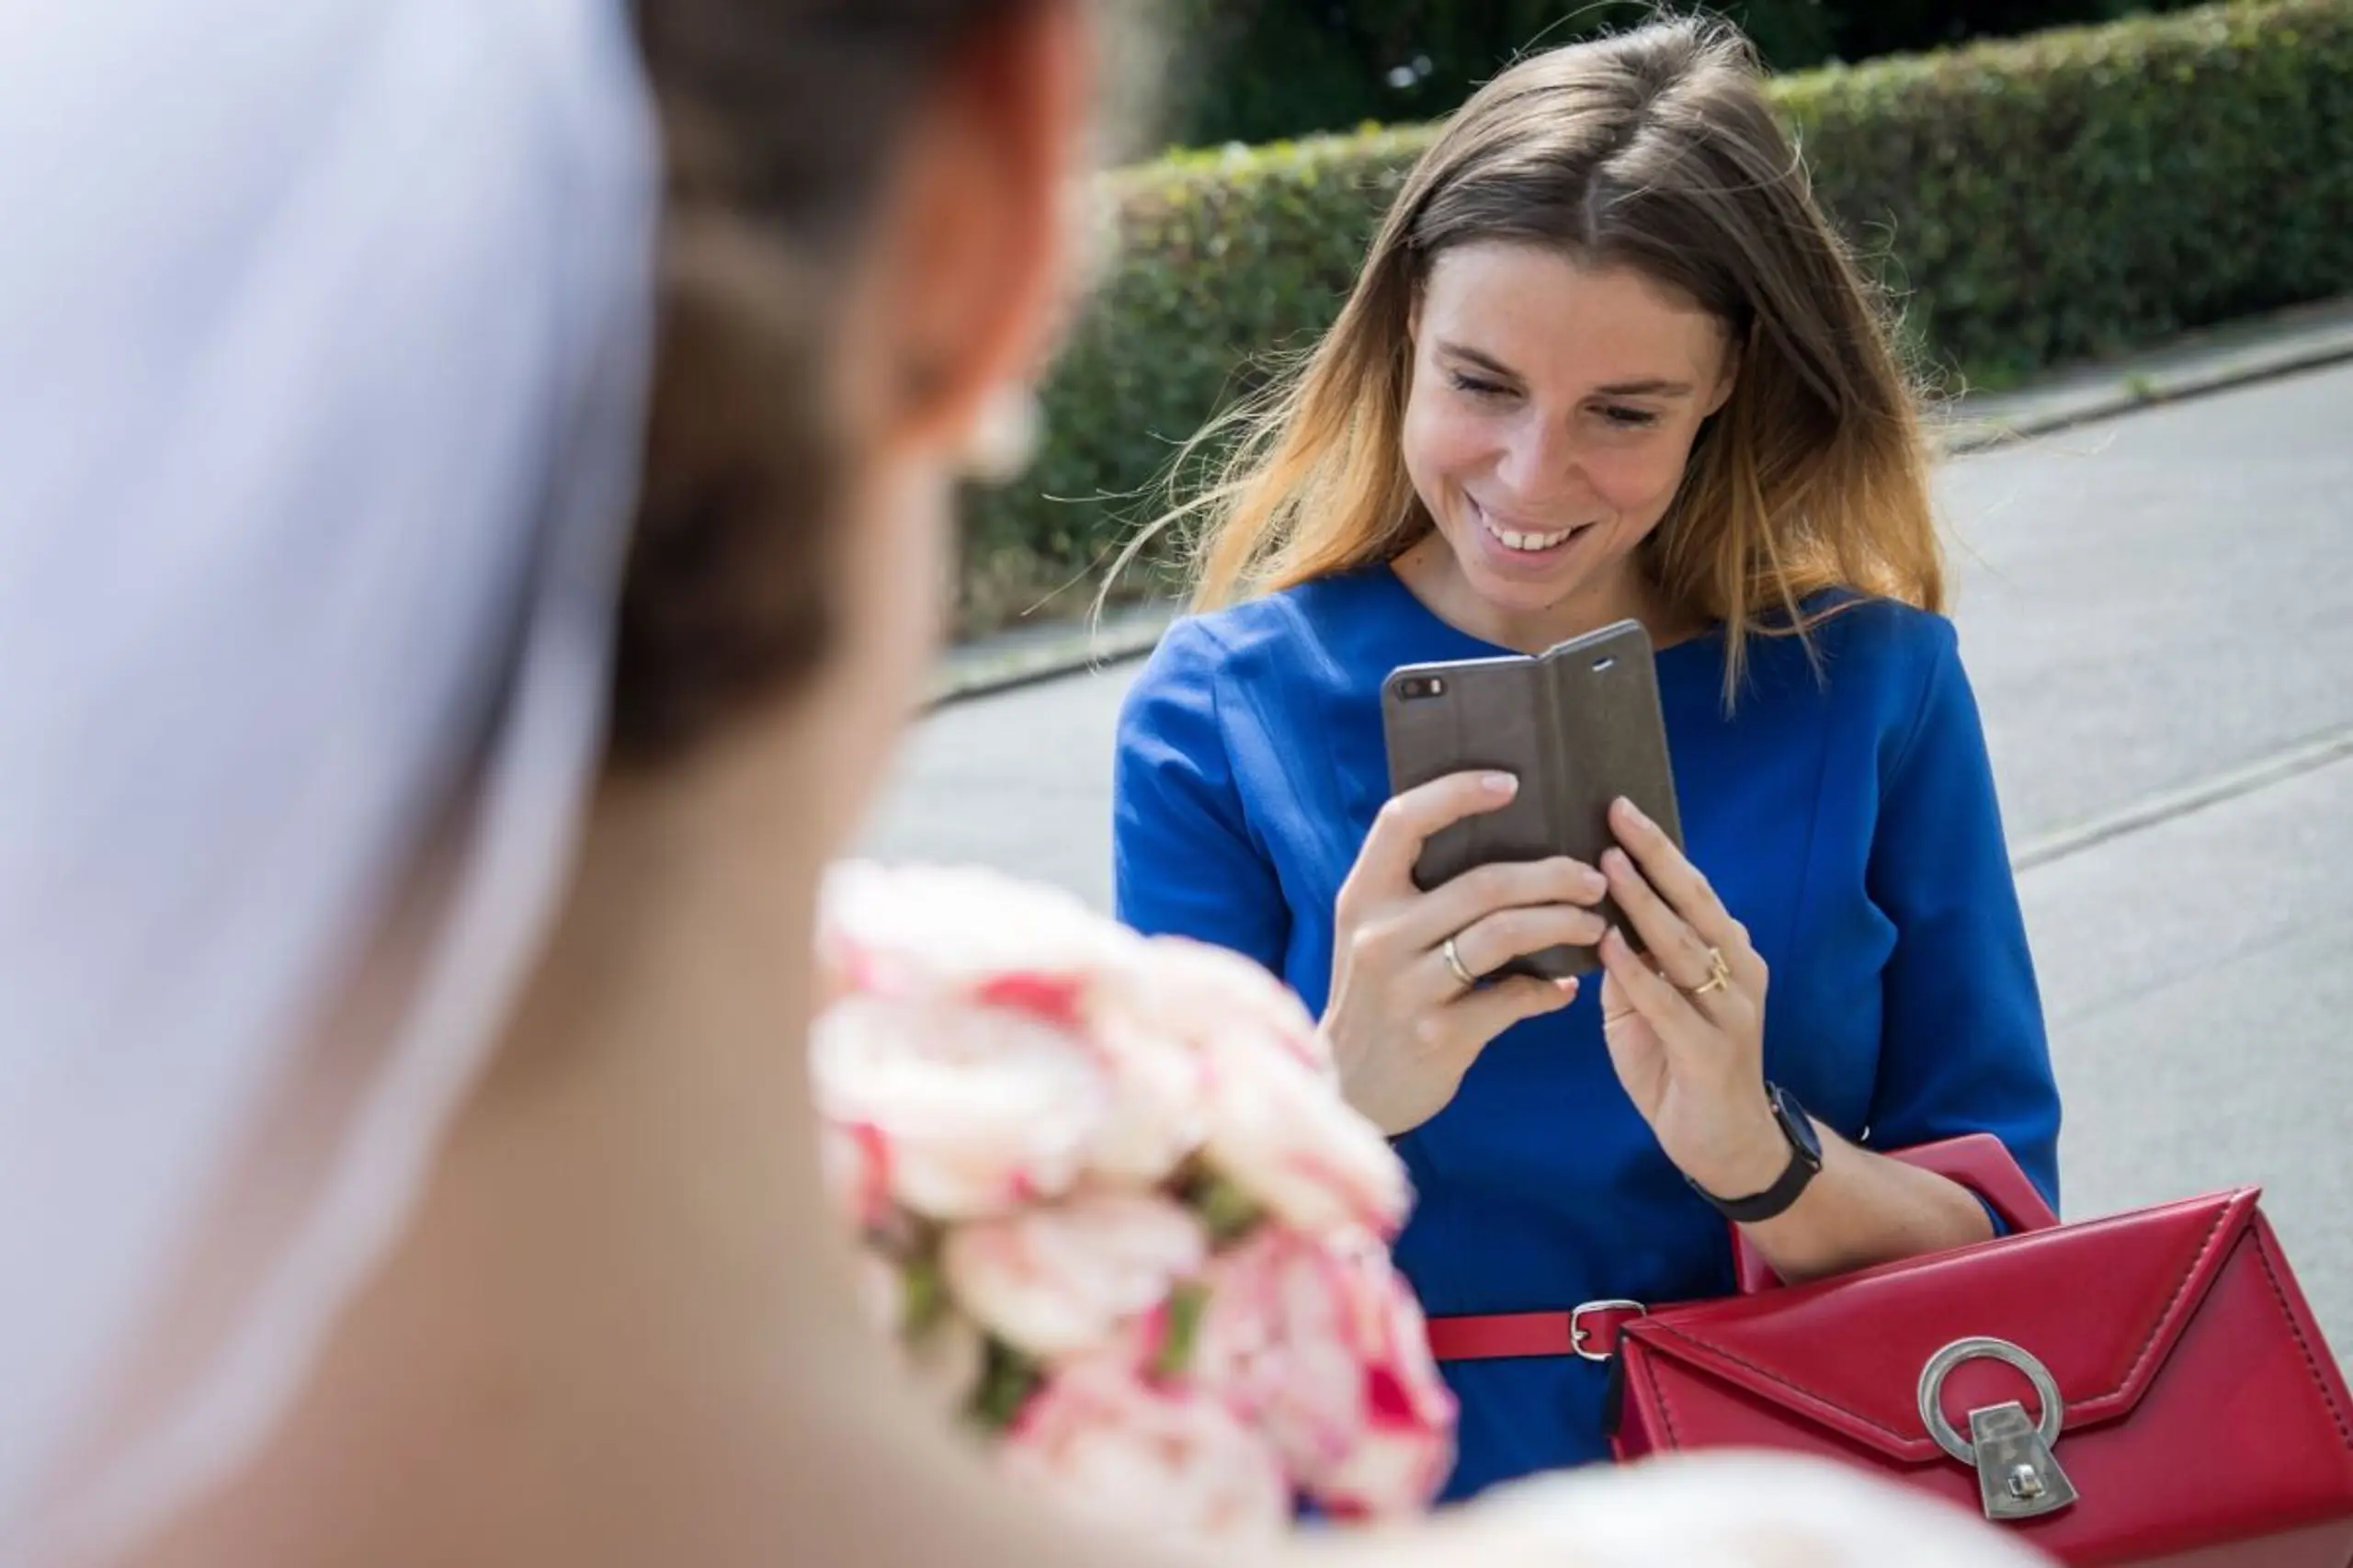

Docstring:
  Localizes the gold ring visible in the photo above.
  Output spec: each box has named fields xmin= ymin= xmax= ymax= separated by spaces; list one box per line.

xmin=1441 ymin=936 xmax=1479 ymax=992
xmin=1686 ymin=946 xmax=1732 ymax=998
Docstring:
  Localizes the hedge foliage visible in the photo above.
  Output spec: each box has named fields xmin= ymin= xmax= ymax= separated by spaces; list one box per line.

xmin=958 ymin=0 xmax=2353 ymax=635
xmin=1154 ymin=0 xmax=2210 ymax=149
xmin=1155 ymin=0 xmax=1839 ymax=149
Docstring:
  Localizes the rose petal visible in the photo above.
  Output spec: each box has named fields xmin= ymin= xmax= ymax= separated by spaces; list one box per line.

xmin=1082 ymin=1006 xmax=1211 ymax=1186
xmin=943 ymin=1191 xmax=1210 ymax=1362
xmin=1197 ymin=1037 xmax=1411 ymax=1240
xmin=1002 ymin=1358 xmax=1291 ymax=1539
xmin=1192 ymin=1228 xmax=1454 ymax=1519
xmin=822 ymin=861 xmax=1140 ymax=1002
xmin=813 ymin=992 xmax=1111 ymax=1221
xmin=1133 ymin=937 xmax=1332 ymax=1077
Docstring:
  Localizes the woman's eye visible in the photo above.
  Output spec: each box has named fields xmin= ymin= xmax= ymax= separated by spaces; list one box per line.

xmin=1447 ymin=371 xmax=1514 ymax=400
xmin=1597 ymin=404 xmax=1660 ymax=429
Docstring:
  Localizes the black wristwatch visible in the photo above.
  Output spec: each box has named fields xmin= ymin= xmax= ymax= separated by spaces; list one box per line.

xmin=1687 ymin=1083 xmax=1824 ymax=1223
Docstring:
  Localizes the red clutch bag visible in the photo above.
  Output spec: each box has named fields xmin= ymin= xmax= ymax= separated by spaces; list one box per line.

xmin=1428 ymin=1137 xmax=2353 ymax=1566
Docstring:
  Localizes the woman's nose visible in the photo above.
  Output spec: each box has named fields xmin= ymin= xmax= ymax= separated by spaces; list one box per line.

xmin=1494 ymin=415 xmax=1584 ymax=506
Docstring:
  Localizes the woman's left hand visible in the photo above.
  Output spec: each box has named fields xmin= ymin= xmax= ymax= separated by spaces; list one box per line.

xmin=1595 ymin=796 xmax=1790 ymax=1204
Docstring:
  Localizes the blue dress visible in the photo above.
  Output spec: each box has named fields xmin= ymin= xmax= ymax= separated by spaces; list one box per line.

xmin=1110 ymin=566 xmax=2063 ymax=1501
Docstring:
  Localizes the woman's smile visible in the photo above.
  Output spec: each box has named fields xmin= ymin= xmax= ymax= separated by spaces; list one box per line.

xmin=1462 ymin=494 xmax=1609 ymax=584
xmin=1470 ymin=496 xmax=1596 ymax=553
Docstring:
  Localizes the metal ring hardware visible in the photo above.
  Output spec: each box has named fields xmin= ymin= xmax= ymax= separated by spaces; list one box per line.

xmin=1916 ymin=1335 xmax=2066 ymax=1465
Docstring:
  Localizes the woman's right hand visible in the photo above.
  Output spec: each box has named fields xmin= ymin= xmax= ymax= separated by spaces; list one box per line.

xmin=1323 ymin=771 xmax=1612 ymax=1136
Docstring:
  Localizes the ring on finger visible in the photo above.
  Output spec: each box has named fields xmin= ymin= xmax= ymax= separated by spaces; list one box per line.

xmin=1441 ymin=935 xmax=1479 ymax=992
xmin=1684 ymin=946 xmax=1733 ymax=998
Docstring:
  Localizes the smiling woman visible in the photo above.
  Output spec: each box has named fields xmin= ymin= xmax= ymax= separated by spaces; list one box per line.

xmin=1113 ymin=15 xmax=2062 ymax=1503
xmin=1144 ymin=14 xmax=1943 ymax=699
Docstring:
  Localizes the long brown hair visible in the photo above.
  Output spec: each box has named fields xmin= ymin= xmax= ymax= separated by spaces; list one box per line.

xmin=1146 ymin=16 xmax=1941 ymax=697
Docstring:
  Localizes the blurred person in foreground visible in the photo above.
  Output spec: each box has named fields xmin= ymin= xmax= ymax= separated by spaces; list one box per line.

xmin=0 ymin=1 xmax=2048 ymax=1565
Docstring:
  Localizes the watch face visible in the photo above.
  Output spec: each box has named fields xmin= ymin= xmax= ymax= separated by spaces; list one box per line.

xmin=1771 ymin=1084 xmax=1824 ymax=1166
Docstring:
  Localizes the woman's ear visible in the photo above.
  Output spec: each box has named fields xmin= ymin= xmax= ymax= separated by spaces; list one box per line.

xmin=855 ymin=0 xmax=1091 ymax=461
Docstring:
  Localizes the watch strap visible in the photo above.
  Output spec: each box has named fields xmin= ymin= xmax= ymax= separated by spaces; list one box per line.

xmin=1688 ymin=1085 xmax=1824 ymax=1224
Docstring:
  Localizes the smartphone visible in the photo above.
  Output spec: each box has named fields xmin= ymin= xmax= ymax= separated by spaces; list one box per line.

xmin=1379 ymin=619 xmax=1685 ymax=981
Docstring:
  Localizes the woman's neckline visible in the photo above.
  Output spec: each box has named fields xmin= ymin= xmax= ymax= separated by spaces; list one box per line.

xmin=1371 ymin=562 xmax=1723 ymax=665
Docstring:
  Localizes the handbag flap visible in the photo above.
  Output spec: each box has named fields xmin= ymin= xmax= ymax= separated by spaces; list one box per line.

xmin=1621 ymin=1188 xmax=2262 ymax=1464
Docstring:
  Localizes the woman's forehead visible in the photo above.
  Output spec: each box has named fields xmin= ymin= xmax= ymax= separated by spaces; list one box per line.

xmin=1421 ymin=244 xmax=1726 ymax=385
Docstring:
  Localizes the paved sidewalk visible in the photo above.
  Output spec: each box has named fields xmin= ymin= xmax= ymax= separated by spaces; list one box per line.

xmin=1945 ymin=294 xmax=2353 ymax=450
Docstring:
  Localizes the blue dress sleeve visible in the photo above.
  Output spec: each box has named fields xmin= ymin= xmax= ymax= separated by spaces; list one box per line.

xmin=1861 ymin=618 xmax=2063 ymax=1215
xmin=1112 ymin=619 xmax=1290 ymax=972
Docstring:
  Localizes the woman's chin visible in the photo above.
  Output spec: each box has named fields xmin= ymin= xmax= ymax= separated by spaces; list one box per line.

xmin=1448 ymin=537 xmax=1589 ymax=619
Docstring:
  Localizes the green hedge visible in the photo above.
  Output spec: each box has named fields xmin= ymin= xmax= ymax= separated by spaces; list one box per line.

xmin=1154 ymin=0 xmax=2212 ymax=149
xmin=959 ymin=0 xmax=2353 ymax=635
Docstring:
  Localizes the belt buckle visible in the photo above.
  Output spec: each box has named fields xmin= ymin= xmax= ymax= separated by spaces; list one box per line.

xmin=1570 ymin=1299 xmax=1648 ymax=1361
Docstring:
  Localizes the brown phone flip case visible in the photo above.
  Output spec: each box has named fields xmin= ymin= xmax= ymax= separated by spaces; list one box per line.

xmin=1379 ymin=620 xmax=1686 ymax=981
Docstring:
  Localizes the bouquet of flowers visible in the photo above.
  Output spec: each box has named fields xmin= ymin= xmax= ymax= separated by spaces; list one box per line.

xmin=812 ymin=861 xmax=1455 ymax=1539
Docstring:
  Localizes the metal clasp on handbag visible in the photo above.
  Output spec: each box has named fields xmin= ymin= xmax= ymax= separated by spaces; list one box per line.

xmin=1917 ymin=1336 xmax=2079 ymax=1522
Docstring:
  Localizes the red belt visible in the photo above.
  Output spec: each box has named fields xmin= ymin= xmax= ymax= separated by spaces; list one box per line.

xmin=1425 ymin=1300 xmax=1648 ymax=1363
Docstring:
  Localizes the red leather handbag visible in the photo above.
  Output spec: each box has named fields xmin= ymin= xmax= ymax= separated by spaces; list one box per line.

xmin=1427 ymin=1137 xmax=2353 ymax=1567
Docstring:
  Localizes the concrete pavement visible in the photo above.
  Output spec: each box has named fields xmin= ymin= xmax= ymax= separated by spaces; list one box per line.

xmin=865 ymin=358 xmax=2353 ymax=1357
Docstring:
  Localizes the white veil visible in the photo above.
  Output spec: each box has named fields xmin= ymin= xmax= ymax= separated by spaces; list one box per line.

xmin=0 ymin=0 xmax=656 ymax=1559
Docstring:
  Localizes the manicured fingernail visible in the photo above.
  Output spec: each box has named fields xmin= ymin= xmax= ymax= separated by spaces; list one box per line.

xmin=1618 ymin=797 xmax=1653 ymax=829
xmin=1483 ymin=772 xmax=1519 ymax=796
xmin=1555 ymin=977 xmax=1580 ymax=1003
xmin=1581 ymin=868 xmax=1609 ymax=896
xmin=1602 ymin=848 xmax=1631 ymax=878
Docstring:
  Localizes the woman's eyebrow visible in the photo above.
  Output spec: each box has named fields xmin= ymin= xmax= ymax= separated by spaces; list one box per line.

xmin=1437 ymin=342 xmax=1525 ymax=381
xmin=1438 ymin=343 xmax=1694 ymax=399
xmin=1591 ymin=377 xmax=1694 ymax=397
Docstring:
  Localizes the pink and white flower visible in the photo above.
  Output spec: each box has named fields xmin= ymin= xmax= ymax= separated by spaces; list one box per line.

xmin=1002 ymin=1357 xmax=1291 ymax=1539
xmin=812 ymin=859 xmax=1459 ymax=1536
xmin=824 ymin=860 xmax=1213 ymax=1187
xmin=1196 ymin=1029 xmax=1412 ymax=1241
xmin=821 ymin=861 xmax=1137 ymax=1010
xmin=1078 ymin=998 xmax=1211 ymax=1187
xmin=812 ymin=991 xmax=1111 ymax=1221
xmin=1108 ymin=937 xmax=1408 ymax=1242
xmin=943 ymin=1191 xmax=1211 ymax=1362
xmin=1191 ymin=1227 xmax=1455 ymax=1519
xmin=1132 ymin=936 xmax=1334 ymax=1078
